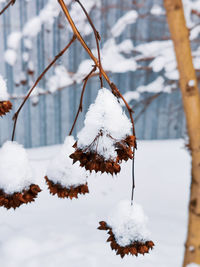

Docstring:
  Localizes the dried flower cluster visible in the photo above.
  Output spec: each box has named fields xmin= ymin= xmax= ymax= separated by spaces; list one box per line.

xmin=98 ymin=221 xmax=154 ymax=258
xmin=45 ymin=176 xmax=89 ymax=199
xmin=70 ymin=134 xmax=136 ymax=175
xmin=0 ymin=101 xmax=12 ymax=116
xmin=0 ymin=184 xmax=41 ymax=209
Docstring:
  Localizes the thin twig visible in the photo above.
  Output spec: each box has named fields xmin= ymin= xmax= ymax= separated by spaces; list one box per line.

xmin=58 ymin=0 xmax=136 ymax=136
xmin=58 ymin=0 xmax=137 ymax=204
xmin=0 ymin=0 xmax=15 ymax=16
xmin=74 ymin=0 xmax=103 ymax=88
xmin=134 ymin=92 xmax=162 ymax=123
xmin=11 ymin=35 xmax=76 ymax=141
xmin=131 ymin=157 xmax=135 ymax=205
xmin=69 ymin=66 xmax=97 ymax=136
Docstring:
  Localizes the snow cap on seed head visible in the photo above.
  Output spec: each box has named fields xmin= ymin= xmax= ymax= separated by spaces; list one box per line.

xmin=0 ymin=141 xmax=34 ymax=194
xmin=46 ymin=136 xmax=87 ymax=188
xmin=106 ymin=200 xmax=151 ymax=247
xmin=0 ymin=75 xmax=9 ymax=101
xmin=77 ymin=87 xmax=132 ymax=160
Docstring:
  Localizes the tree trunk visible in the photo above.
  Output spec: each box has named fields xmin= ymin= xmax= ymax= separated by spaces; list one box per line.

xmin=164 ymin=0 xmax=200 ymax=266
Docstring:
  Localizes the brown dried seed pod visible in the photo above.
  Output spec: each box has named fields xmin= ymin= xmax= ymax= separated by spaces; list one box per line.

xmin=0 ymin=101 xmax=12 ymax=117
xmin=125 ymin=135 xmax=136 ymax=147
xmin=0 ymin=184 xmax=41 ymax=209
xmin=45 ymin=176 xmax=89 ymax=199
xmin=98 ymin=221 xmax=154 ymax=258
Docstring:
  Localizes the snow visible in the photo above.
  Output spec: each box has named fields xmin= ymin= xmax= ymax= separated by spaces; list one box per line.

xmin=190 ymin=25 xmax=200 ymax=40
xmin=122 ymin=91 xmax=140 ymax=105
xmin=107 ymin=200 xmax=150 ymax=247
xmin=23 ymin=17 xmax=42 ymax=37
xmin=77 ymin=88 xmax=132 ymax=159
xmin=135 ymin=40 xmax=179 ymax=80
xmin=22 ymin=52 xmax=29 ymax=62
xmin=24 ymin=38 xmax=32 ymax=50
xmin=137 ymin=76 xmax=171 ymax=94
xmin=46 ymin=136 xmax=87 ymax=188
xmin=0 ymin=75 xmax=9 ymax=101
xmin=75 ymin=38 xmax=137 ymax=79
xmin=7 ymin=32 xmax=22 ymax=50
xmin=111 ymin=10 xmax=138 ymax=38
xmin=101 ymin=39 xmax=137 ymax=73
xmin=188 ymin=80 xmax=195 ymax=87
xmin=187 ymin=264 xmax=200 ymax=267
xmin=0 ymin=139 xmax=191 ymax=267
xmin=117 ymin=39 xmax=134 ymax=54
xmin=150 ymin=5 xmax=165 ymax=16
xmin=4 ymin=49 xmax=17 ymax=66
xmin=0 ymin=141 xmax=34 ymax=194
xmin=47 ymin=65 xmax=73 ymax=93
xmin=70 ymin=0 xmax=101 ymax=36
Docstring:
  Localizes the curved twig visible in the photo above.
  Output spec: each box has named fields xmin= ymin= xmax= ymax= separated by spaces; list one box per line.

xmin=58 ymin=0 xmax=136 ymax=136
xmin=74 ymin=0 xmax=103 ymax=88
xmin=12 ymin=35 xmax=76 ymax=141
xmin=69 ymin=66 xmax=97 ymax=136
xmin=0 ymin=0 xmax=15 ymax=16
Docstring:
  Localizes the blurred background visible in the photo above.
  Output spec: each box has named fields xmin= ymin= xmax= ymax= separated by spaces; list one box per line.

xmin=1 ymin=0 xmax=199 ymax=148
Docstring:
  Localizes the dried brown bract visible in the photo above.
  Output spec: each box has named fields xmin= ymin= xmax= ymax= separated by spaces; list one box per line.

xmin=0 ymin=184 xmax=41 ymax=209
xmin=70 ymin=134 xmax=136 ymax=175
xmin=45 ymin=176 xmax=89 ymax=199
xmin=98 ymin=221 xmax=154 ymax=258
xmin=0 ymin=101 xmax=12 ymax=117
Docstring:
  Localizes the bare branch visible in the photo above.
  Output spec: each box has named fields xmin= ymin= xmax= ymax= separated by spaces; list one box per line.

xmin=0 ymin=0 xmax=15 ymax=16
xmin=11 ymin=35 xmax=76 ymax=141
xmin=69 ymin=66 xmax=97 ymax=136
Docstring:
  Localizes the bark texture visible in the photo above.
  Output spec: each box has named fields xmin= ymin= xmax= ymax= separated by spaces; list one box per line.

xmin=164 ymin=0 xmax=200 ymax=266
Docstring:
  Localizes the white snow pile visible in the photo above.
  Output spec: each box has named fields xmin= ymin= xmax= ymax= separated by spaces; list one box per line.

xmin=4 ymin=0 xmax=64 ymax=66
xmin=7 ymin=32 xmax=22 ymax=50
xmin=150 ymin=4 xmax=165 ymax=16
xmin=101 ymin=39 xmax=137 ymax=73
xmin=106 ymin=200 xmax=151 ymax=247
xmin=122 ymin=91 xmax=140 ymax=105
xmin=4 ymin=0 xmax=98 ymax=66
xmin=0 ymin=75 xmax=9 ymax=101
xmin=77 ymin=87 xmax=132 ymax=160
xmin=4 ymin=49 xmax=17 ymax=66
xmin=0 ymin=141 xmax=34 ymax=194
xmin=135 ymin=40 xmax=179 ymax=80
xmin=187 ymin=264 xmax=200 ymax=267
xmin=111 ymin=10 xmax=138 ymax=38
xmin=47 ymin=65 xmax=74 ymax=93
xmin=46 ymin=136 xmax=87 ymax=188
xmin=75 ymin=38 xmax=137 ymax=79
xmin=122 ymin=76 xmax=171 ymax=105
xmin=188 ymin=79 xmax=195 ymax=87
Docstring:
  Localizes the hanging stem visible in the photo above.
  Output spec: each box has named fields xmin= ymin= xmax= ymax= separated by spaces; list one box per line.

xmin=58 ymin=0 xmax=136 ymax=204
xmin=11 ymin=35 xmax=76 ymax=141
xmin=58 ymin=0 xmax=136 ymax=136
xmin=74 ymin=0 xmax=103 ymax=88
xmin=131 ymin=157 xmax=135 ymax=205
xmin=69 ymin=66 xmax=97 ymax=136
xmin=0 ymin=0 xmax=15 ymax=15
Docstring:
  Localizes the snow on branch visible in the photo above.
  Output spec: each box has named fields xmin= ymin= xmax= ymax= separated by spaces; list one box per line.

xmin=111 ymin=10 xmax=138 ymax=38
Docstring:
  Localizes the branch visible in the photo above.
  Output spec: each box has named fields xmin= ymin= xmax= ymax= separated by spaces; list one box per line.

xmin=11 ymin=35 xmax=76 ymax=141
xmin=134 ymin=92 xmax=162 ymax=123
xmin=74 ymin=0 xmax=103 ymax=88
xmin=58 ymin=0 xmax=136 ymax=136
xmin=69 ymin=66 xmax=97 ymax=136
xmin=58 ymin=0 xmax=137 ymax=205
xmin=0 ymin=0 xmax=15 ymax=16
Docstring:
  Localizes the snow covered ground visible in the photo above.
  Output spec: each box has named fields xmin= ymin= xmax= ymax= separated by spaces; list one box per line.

xmin=0 ymin=139 xmax=191 ymax=267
